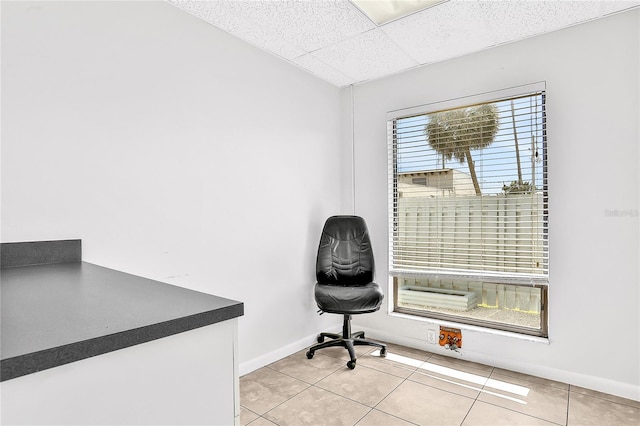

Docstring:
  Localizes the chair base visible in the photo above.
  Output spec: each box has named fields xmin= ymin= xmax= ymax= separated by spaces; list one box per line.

xmin=306 ymin=314 xmax=387 ymax=369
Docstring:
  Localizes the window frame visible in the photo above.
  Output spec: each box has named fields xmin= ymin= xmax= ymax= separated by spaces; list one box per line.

xmin=387 ymin=83 xmax=549 ymax=337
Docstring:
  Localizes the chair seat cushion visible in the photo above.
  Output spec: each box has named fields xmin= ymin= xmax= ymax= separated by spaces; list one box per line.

xmin=314 ymin=282 xmax=383 ymax=315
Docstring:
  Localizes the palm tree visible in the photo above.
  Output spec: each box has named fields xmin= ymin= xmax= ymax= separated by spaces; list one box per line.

xmin=510 ymin=100 xmax=523 ymax=185
xmin=425 ymin=104 xmax=499 ymax=195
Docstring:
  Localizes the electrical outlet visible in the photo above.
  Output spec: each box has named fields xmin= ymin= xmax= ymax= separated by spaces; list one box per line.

xmin=439 ymin=326 xmax=462 ymax=351
xmin=427 ymin=328 xmax=437 ymax=345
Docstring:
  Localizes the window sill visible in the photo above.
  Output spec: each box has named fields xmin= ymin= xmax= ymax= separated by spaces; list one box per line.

xmin=388 ymin=310 xmax=550 ymax=345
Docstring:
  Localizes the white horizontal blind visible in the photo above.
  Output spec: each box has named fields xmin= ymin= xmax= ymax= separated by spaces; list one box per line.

xmin=388 ymin=91 xmax=548 ymax=285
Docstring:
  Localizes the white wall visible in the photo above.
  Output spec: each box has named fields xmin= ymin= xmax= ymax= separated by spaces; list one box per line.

xmin=348 ymin=9 xmax=639 ymax=400
xmin=3 ymin=0 xmax=639 ymax=402
xmin=1 ymin=1 xmax=345 ymax=371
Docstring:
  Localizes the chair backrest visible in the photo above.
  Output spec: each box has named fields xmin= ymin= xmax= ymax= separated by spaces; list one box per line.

xmin=316 ymin=215 xmax=374 ymax=286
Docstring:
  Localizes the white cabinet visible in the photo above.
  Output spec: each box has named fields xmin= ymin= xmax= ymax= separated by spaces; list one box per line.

xmin=1 ymin=319 xmax=240 ymax=426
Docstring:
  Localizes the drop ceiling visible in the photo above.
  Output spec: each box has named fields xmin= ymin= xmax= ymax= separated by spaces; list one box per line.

xmin=168 ymin=0 xmax=639 ymax=87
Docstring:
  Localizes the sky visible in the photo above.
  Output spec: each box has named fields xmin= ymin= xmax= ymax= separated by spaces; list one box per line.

xmin=394 ymin=94 xmax=545 ymax=195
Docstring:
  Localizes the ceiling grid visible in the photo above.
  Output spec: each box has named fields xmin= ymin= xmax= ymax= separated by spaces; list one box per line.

xmin=168 ymin=0 xmax=639 ymax=87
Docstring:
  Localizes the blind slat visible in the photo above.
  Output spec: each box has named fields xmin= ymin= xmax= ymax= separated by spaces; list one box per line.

xmin=389 ymin=91 xmax=548 ymax=284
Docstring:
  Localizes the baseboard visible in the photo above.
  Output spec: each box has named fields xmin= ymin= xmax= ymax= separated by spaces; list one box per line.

xmin=239 ymin=332 xmax=323 ymax=377
xmin=355 ymin=325 xmax=640 ymax=402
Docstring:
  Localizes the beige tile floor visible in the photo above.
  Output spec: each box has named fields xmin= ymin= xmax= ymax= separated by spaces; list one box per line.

xmin=240 ymin=341 xmax=640 ymax=426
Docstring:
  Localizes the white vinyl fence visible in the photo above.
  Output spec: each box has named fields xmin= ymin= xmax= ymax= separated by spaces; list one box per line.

xmin=394 ymin=193 xmax=546 ymax=276
xmin=393 ymin=193 xmax=546 ymax=314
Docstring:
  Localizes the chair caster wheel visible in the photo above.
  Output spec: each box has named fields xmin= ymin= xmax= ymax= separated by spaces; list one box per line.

xmin=317 ymin=335 xmax=324 ymax=343
xmin=380 ymin=347 xmax=387 ymax=357
xmin=306 ymin=351 xmax=314 ymax=359
xmin=347 ymin=360 xmax=356 ymax=369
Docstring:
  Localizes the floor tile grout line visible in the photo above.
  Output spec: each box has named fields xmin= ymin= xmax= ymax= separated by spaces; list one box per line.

xmin=477 ymin=365 xmax=569 ymax=426
xmin=359 ymin=352 xmax=487 ymax=424
xmin=465 ymin=367 xmax=569 ymax=426
xmin=307 ymin=374 xmax=422 ymax=426
xmin=402 ymin=362 xmax=567 ymax=426
xmin=312 ymin=362 xmax=396 ymax=406
xmin=254 ymin=356 xmax=381 ymax=425
xmin=353 ymin=406 xmax=376 ymax=426
xmin=242 ymin=342 xmax=638 ymax=425
xmin=457 ymin=365 xmax=496 ymax=426
xmin=307 ymin=371 xmax=382 ymax=426
xmin=567 ymin=385 xmax=640 ymax=409
xmin=307 ymin=359 xmax=419 ymax=425
xmin=465 ymin=399 xmax=567 ymax=426
xmin=264 ymin=362 xmax=342 ymax=387
xmin=401 ymin=359 xmax=488 ymax=402
xmin=368 ymin=368 xmax=422 ymax=426
xmin=259 ymin=382 xmax=316 ymax=420
xmin=566 ymin=384 xmax=572 ymax=426
xmin=490 ymin=368 xmax=571 ymax=391
xmin=239 ymin=405 xmax=262 ymax=425
xmin=243 ymin=363 xmax=318 ymax=424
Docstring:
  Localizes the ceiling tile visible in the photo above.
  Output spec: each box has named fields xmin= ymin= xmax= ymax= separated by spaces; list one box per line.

xmin=226 ymin=0 xmax=376 ymax=52
xmin=382 ymin=1 xmax=495 ymax=65
xmin=312 ymin=29 xmax=419 ymax=83
xmin=292 ymin=54 xmax=357 ymax=87
xmin=168 ymin=0 xmax=213 ymax=21
xmin=168 ymin=0 xmax=639 ymax=87
xmin=600 ymin=0 xmax=640 ymax=16
xmin=478 ymin=0 xmax=602 ymax=45
xmin=192 ymin=0 xmax=306 ymax=60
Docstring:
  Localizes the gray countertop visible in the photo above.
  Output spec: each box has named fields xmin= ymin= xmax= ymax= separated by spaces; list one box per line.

xmin=1 ymin=261 xmax=244 ymax=381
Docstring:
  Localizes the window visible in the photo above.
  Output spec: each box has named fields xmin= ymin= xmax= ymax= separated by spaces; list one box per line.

xmin=388 ymin=85 xmax=548 ymax=337
xmin=412 ymin=177 xmax=428 ymax=186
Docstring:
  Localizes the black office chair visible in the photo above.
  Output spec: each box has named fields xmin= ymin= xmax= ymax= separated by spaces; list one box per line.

xmin=306 ymin=215 xmax=387 ymax=369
